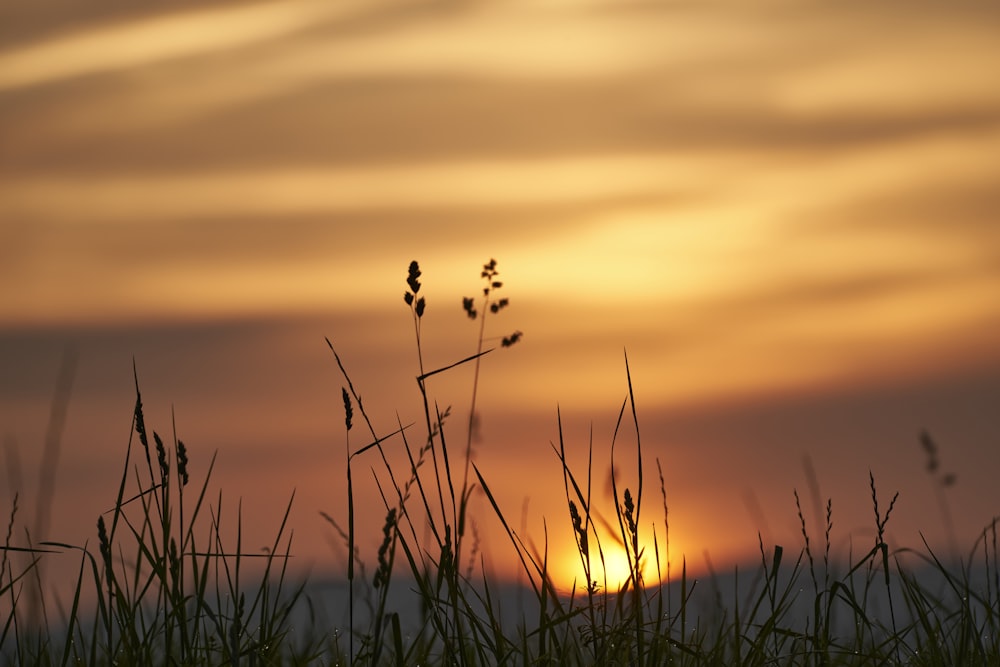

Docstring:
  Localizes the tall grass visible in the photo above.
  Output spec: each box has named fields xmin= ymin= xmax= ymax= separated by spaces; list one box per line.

xmin=2 ymin=258 xmax=998 ymax=665
xmin=1 ymin=366 xmax=309 ymax=665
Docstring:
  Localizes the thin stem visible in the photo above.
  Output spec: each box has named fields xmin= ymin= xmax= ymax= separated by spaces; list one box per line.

xmin=461 ymin=288 xmax=490 ymax=508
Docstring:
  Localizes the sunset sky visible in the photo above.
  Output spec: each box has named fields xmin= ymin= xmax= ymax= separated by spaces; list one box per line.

xmin=2 ymin=0 xmax=1000 ymax=593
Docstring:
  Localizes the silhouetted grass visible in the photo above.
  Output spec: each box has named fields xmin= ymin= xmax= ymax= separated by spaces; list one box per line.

xmin=2 ymin=259 xmax=998 ymax=665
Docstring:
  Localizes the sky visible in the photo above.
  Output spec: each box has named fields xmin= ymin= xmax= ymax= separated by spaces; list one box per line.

xmin=2 ymin=0 xmax=1000 ymax=597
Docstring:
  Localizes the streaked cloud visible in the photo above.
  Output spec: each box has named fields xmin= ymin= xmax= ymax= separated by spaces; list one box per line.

xmin=0 ymin=0 xmax=367 ymax=91
xmin=2 ymin=0 xmax=999 ymax=427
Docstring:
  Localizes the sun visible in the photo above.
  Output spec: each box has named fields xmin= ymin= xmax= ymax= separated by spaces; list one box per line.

xmin=555 ymin=539 xmax=667 ymax=593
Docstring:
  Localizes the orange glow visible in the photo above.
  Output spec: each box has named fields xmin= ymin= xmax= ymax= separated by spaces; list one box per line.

xmin=550 ymin=528 xmax=674 ymax=595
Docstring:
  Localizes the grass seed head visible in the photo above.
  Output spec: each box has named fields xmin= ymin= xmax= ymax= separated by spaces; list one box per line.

xmin=153 ymin=431 xmax=169 ymax=483
xmin=134 ymin=397 xmax=149 ymax=453
xmin=405 ymin=261 xmax=426 ymax=317
xmin=623 ymin=488 xmax=638 ymax=539
xmin=341 ymin=387 xmax=353 ymax=431
xmin=462 ymin=296 xmax=477 ymax=319
xmin=97 ymin=516 xmax=112 ymax=579
xmin=406 ymin=260 xmax=422 ymax=294
xmin=177 ymin=440 xmax=189 ymax=487
xmin=501 ymin=331 xmax=523 ymax=348
xmin=569 ymin=500 xmax=589 ymax=558
xmin=373 ymin=508 xmax=397 ymax=589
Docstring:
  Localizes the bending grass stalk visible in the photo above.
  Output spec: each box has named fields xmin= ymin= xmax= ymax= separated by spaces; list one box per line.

xmin=608 ymin=351 xmax=645 ymax=664
xmin=554 ymin=411 xmax=607 ymax=660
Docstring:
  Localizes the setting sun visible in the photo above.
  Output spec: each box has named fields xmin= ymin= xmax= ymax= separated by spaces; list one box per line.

xmin=552 ymin=531 xmax=673 ymax=594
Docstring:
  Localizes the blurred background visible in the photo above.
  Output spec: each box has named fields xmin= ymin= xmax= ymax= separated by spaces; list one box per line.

xmin=2 ymin=0 xmax=1000 ymax=594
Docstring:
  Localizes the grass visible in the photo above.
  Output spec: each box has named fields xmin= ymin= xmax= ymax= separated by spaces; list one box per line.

xmin=3 ymin=258 xmax=999 ymax=665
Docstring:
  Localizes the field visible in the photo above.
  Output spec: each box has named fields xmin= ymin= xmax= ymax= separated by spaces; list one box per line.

xmin=3 ymin=261 xmax=999 ymax=666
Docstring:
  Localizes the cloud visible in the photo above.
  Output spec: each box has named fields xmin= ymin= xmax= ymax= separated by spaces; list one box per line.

xmin=3 ymin=0 xmax=999 ymax=385
xmin=0 ymin=0 xmax=380 ymax=91
xmin=7 ymin=68 xmax=1000 ymax=176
